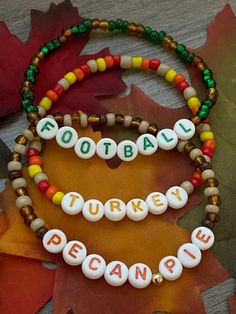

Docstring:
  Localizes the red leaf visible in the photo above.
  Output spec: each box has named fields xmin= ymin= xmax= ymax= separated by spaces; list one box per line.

xmin=0 ymin=0 xmax=125 ymax=117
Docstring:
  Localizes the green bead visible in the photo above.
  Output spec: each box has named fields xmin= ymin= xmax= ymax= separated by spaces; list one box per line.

xmin=78 ymin=24 xmax=86 ymax=33
xmin=186 ymin=52 xmax=195 ymax=63
xmin=52 ymin=39 xmax=61 ymax=49
xmin=201 ymin=105 xmax=210 ymax=112
xmin=46 ymin=41 xmax=54 ymax=51
xmin=25 ymin=69 xmax=34 ymax=77
xmin=121 ymin=20 xmax=129 ymax=32
xmin=108 ymin=20 xmax=116 ymax=32
xmin=176 ymin=44 xmax=186 ymax=55
xmin=115 ymin=18 xmax=123 ymax=29
xmin=150 ymin=31 xmax=159 ymax=43
xmin=198 ymin=110 xmax=208 ymax=119
xmin=202 ymin=69 xmax=212 ymax=77
xmin=201 ymin=99 xmax=213 ymax=109
xmin=206 ymin=79 xmax=216 ymax=88
xmin=203 ymin=75 xmax=211 ymax=83
xmin=41 ymin=46 xmax=49 ymax=55
xmin=180 ymin=50 xmax=189 ymax=61
xmin=157 ymin=31 xmax=166 ymax=41
xmin=83 ymin=19 xmax=92 ymax=30
xmin=143 ymin=26 xmax=152 ymax=39
xmin=23 ymin=91 xmax=34 ymax=101
xmin=71 ymin=25 xmax=79 ymax=34
xmin=29 ymin=64 xmax=39 ymax=74
xmin=26 ymin=105 xmax=38 ymax=113
xmin=25 ymin=75 xmax=35 ymax=84
xmin=21 ymin=99 xmax=33 ymax=108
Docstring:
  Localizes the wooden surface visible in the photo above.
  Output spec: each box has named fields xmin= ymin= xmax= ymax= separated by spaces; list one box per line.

xmin=0 ymin=0 xmax=236 ymax=313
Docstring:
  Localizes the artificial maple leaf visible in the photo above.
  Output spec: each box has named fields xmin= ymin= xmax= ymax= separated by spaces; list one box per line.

xmin=0 ymin=253 xmax=55 ymax=314
xmin=230 ymin=291 xmax=236 ymax=314
xmin=0 ymin=0 xmax=125 ymax=117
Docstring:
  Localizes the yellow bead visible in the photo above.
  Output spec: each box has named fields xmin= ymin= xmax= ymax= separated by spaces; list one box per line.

xmin=132 ymin=56 xmax=143 ymax=68
xmin=64 ymin=72 xmax=77 ymax=85
xmin=165 ymin=69 xmax=177 ymax=82
xmin=96 ymin=58 xmax=106 ymax=71
xmin=200 ymin=131 xmax=214 ymax=142
xmin=28 ymin=165 xmax=42 ymax=178
xmin=39 ymin=97 xmax=52 ymax=111
xmin=187 ymin=97 xmax=201 ymax=110
xmin=52 ymin=191 xmax=65 ymax=205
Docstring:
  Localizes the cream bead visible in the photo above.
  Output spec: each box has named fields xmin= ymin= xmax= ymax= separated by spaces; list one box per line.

xmin=30 ymin=218 xmax=45 ymax=231
xmin=96 ymin=138 xmax=117 ymax=159
xmin=145 ymin=192 xmax=168 ymax=215
xmin=123 ymin=115 xmax=133 ymax=127
xmin=58 ymin=78 xmax=70 ymax=90
xmin=156 ymin=63 xmax=170 ymax=76
xmin=120 ymin=56 xmax=132 ymax=69
xmin=117 ymin=140 xmax=138 ymax=162
xmin=56 ymin=126 xmax=78 ymax=149
xmin=80 ymin=113 xmax=88 ymax=127
xmin=203 ymin=155 xmax=211 ymax=163
xmin=61 ymin=192 xmax=84 ymax=215
xmin=180 ymin=181 xmax=194 ymax=195
xmin=126 ymin=198 xmax=148 ymax=221
xmin=43 ymin=229 xmax=67 ymax=253
xmin=106 ymin=113 xmax=116 ymax=126
xmin=177 ymin=140 xmax=188 ymax=153
xmin=173 ymin=119 xmax=195 ymax=141
xmin=14 ymin=144 xmax=27 ymax=155
xmin=202 ymin=169 xmax=215 ymax=181
xmin=74 ymin=137 xmax=96 ymax=159
xmin=23 ymin=129 xmax=34 ymax=141
xmin=29 ymin=140 xmax=42 ymax=152
xmin=82 ymin=254 xmax=106 ymax=279
xmin=136 ymin=134 xmax=158 ymax=156
xmin=38 ymin=106 xmax=47 ymax=117
xmin=165 ymin=186 xmax=188 ymax=209
xmin=159 ymin=256 xmax=183 ymax=281
xmin=63 ymin=114 xmax=72 ymax=126
xmin=34 ymin=173 xmax=48 ymax=184
xmin=104 ymin=261 xmax=128 ymax=287
xmin=62 ymin=240 xmax=87 ymax=266
xmin=82 ymin=199 xmax=104 ymax=222
xmin=36 ymin=118 xmax=58 ymax=140
xmin=204 ymin=187 xmax=219 ymax=197
xmin=183 ymin=87 xmax=197 ymax=100
xmin=205 ymin=204 xmax=219 ymax=214
xmin=87 ymin=59 xmax=98 ymax=73
xmin=138 ymin=120 xmax=149 ymax=134
xmin=46 ymin=115 xmax=55 ymax=120
xmin=16 ymin=195 xmax=32 ymax=209
xmin=12 ymin=178 xmax=27 ymax=190
xmin=177 ymin=243 xmax=202 ymax=268
xmin=128 ymin=263 xmax=152 ymax=289
xmin=191 ymin=226 xmax=215 ymax=250
xmin=189 ymin=148 xmax=202 ymax=160
xmin=196 ymin=123 xmax=211 ymax=134
xmin=7 ymin=161 xmax=22 ymax=172
xmin=156 ymin=129 xmax=178 ymax=150
xmin=104 ymin=198 xmax=126 ymax=221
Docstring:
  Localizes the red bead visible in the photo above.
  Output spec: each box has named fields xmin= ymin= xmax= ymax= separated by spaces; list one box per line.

xmin=27 ymin=148 xmax=39 ymax=159
xmin=149 ymin=59 xmax=161 ymax=71
xmin=189 ymin=178 xmax=202 ymax=190
xmin=80 ymin=64 xmax=91 ymax=76
xmin=177 ymin=81 xmax=190 ymax=92
xmin=193 ymin=170 xmax=202 ymax=180
xmin=113 ymin=55 xmax=121 ymax=66
xmin=37 ymin=180 xmax=50 ymax=193
xmin=201 ymin=147 xmax=214 ymax=158
xmin=53 ymin=83 xmax=64 ymax=95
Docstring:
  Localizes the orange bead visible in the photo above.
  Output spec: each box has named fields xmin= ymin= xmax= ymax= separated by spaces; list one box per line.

xmin=193 ymin=170 xmax=202 ymax=180
xmin=174 ymin=74 xmax=185 ymax=85
xmin=45 ymin=185 xmax=58 ymax=200
xmin=28 ymin=156 xmax=43 ymax=166
xmin=191 ymin=105 xmax=200 ymax=115
xmin=104 ymin=55 xmax=114 ymax=68
xmin=141 ymin=58 xmax=150 ymax=70
xmin=203 ymin=139 xmax=216 ymax=150
xmin=45 ymin=90 xmax=58 ymax=102
xmin=73 ymin=68 xmax=85 ymax=81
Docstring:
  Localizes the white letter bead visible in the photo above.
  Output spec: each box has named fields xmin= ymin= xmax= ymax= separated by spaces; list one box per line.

xmin=173 ymin=119 xmax=195 ymax=140
xmin=36 ymin=118 xmax=58 ymax=139
xmin=82 ymin=254 xmax=106 ymax=279
xmin=146 ymin=192 xmax=168 ymax=215
xmin=62 ymin=240 xmax=87 ymax=266
xmin=156 ymin=129 xmax=178 ymax=150
xmin=117 ymin=140 xmax=138 ymax=161
xmin=74 ymin=137 xmax=96 ymax=159
xmin=42 ymin=229 xmax=67 ymax=253
xmin=82 ymin=199 xmax=104 ymax=222
xmin=136 ymin=134 xmax=158 ymax=156
xmin=104 ymin=198 xmax=127 ymax=221
xmin=56 ymin=126 xmax=78 ymax=149
xmin=159 ymin=256 xmax=183 ymax=281
xmin=191 ymin=227 xmax=215 ymax=250
xmin=126 ymin=198 xmax=148 ymax=221
xmin=128 ymin=263 xmax=152 ymax=289
xmin=61 ymin=192 xmax=84 ymax=215
xmin=96 ymin=138 xmax=117 ymax=159
xmin=165 ymin=186 xmax=188 ymax=209
xmin=177 ymin=243 xmax=202 ymax=268
xmin=104 ymin=261 xmax=128 ymax=286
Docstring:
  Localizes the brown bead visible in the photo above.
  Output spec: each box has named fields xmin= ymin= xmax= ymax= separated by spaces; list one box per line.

xmin=194 ymin=155 xmax=206 ymax=167
xmin=201 ymin=218 xmax=215 ymax=229
xmin=36 ymin=226 xmax=49 ymax=239
xmin=206 ymin=212 xmax=220 ymax=223
xmin=192 ymin=55 xmax=203 ymax=66
xmin=20 ymin=205 xmax=34 ymax=217
xmin=99 ymin=20 xmax=109 ymax=30
xmin=197 ymin=62 xmax=208 ymax=71
xmin=58 ymin=35 xmax=67 ymax=43
xmin=63 ymin=28 xmax=72 ymax=37
xmin=208 ymin=195 xmax=221 ymax=206
xmin=184 ymin=142 xmax=197 ymax=153
xmin=192 ymin=115 xmax=201 ymax=125
xmin=54 ymin=113 xmax=64 ymax=126
xmin=24 ymin=213 xmax=38 ymax=226
xmin=28 ymin=124 xmax=37 ymax=136
xmin=169 ymin=41 xmax=178 ymax=51
xmin=92 ymin=18 xmax=100 ymax=29
xmin=163 ymin=36 xmax=173 ymax=48
xmin=115 ymin=114 xmax=124 ymax=125
xmin=99 ymin=114 xmax=107 ymax=126
xmin=8 ymin=170 xmax=22 ymax=181
xmin=205 ymin=178 xmax=219 ymax=187
xmin=130 ymin=117 xmax=142 ymax=128
xmin=27 ymin=112 xmax=41 ymax=124
xmin=15 ymin=135 xmax=28 ymax=145
xmin=31 ymin=57 xmax=40 ymax=67
xmin=71 ymin=113 xmax=80 ymax=124
xmin=128 ymin=23 xmax=137 ymax=35
xmin=136 ymin=24 xmax=144 ymax=36
xmin=37 ymin=51 xmax=45 ymax=60
xmin=22 ymin=80 xmax=33 ymax=90
xmin=148 ymin=123 xmax=158 ymax=135
xmin=10 ymin=152 xmax=22 ymax=162
xmin=15 ymin=187 xmax=28 ymax=197
xmin=207 ymin=88 xmax=218 ymax=103
xmin=88 ymin=114 xmax=100 ymax=125
xmin=199 ymin=162 xmax=212 ymax=172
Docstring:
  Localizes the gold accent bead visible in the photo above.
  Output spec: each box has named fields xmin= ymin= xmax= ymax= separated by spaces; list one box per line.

xmin=15 ymin=135 xmax=28 ymax=145
xmin=31 ymin=57 xmax=40 ymax=67
xmin=163 ymin=36 xmax=173 ymax=48
xmin=197 ymin=62 xmax=208 ymax=71
xmin=99 ymin=20 xmax=109 ymax=30
xmin=71 ymin=113 xmax=80 ymax=124
xmin=152 ymin=273 xmax=163 ymax=285
xmin=15 ymin=187 xmax=28 ymax=197
xmin=64 ymin=28 xmax=72 ymax=37
xmin=27 ymin=112 xmax=41 ymax=124
xmin=88 ymin=114 xmax=100 ymax=125
xmin=10 ymin=152 xmax=22 ymax=162
xmin=192 ymin=115 xmax=201 ymax=126
xmin=169 ymin=41 xmax=178 ymax=51
xmin=92 ymin=19 xmax=100 ymax=29
xmin=59 ymin=35 xmax=67 ymax=43
xmin=136 ymin=24 xmax=144 ymax=36
xmin=37 ymin=51 xmax=45 ymax=60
